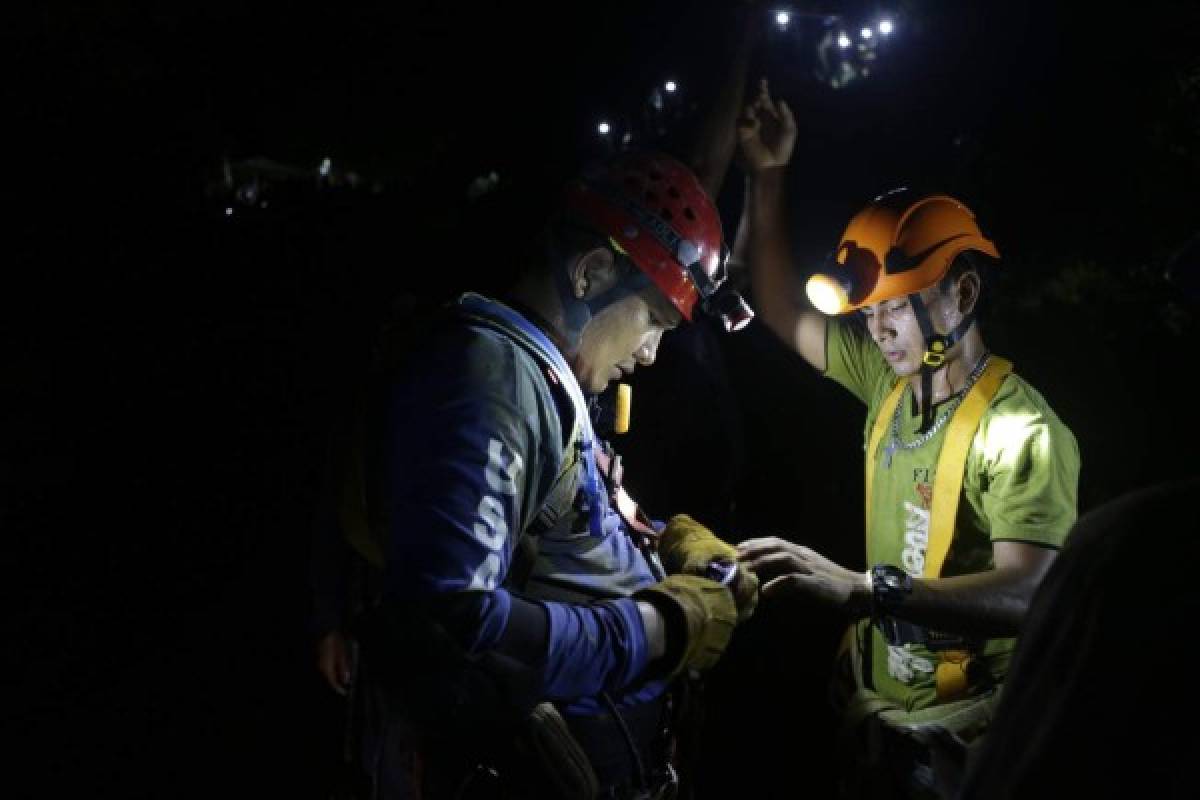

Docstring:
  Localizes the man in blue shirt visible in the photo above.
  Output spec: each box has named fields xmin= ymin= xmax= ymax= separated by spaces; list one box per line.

xmin=318 ymin=151 xmax=759 ymax=799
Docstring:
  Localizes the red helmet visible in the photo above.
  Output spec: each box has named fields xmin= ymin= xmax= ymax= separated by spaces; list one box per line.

xmin=564 ymin=152 xmax=750 ymax=329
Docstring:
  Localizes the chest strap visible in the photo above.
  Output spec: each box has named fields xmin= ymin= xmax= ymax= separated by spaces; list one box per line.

xmin=594 ymin=444 xmax=660 ymax=545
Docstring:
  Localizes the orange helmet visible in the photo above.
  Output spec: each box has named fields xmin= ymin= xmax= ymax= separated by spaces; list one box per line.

xmin=806 ymin=189 xmax=1000 ymax=316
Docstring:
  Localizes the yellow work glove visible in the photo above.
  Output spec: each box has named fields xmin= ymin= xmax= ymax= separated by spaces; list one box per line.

xmin=659 ymin=514 xmax=759 ymax=622
xmin=634 ymin=574 xmax=737 ymax=678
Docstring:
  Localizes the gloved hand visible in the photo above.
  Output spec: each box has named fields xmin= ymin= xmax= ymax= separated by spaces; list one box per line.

xmin=634 ymin=574 xmax=737 ymax=678
xmin=658 ymin=514 xmax=759 ymax=622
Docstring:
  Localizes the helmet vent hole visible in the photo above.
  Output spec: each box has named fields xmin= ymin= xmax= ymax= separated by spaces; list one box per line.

xmin=660 ymin=208 xmax=674 ymax=222
xmin=683 ymin=207 xmax=696 ymax=221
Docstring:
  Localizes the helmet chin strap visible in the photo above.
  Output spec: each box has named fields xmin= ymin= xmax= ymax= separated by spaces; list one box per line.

xmin=908 ymin=292 xmax=976 ymax=432
xmin=552 ymin=263 xmax=652 ymax=360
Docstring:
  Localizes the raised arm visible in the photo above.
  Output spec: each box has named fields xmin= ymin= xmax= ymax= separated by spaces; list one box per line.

xmin=736 ymin=79 xmax=829 ymax=371
xmin=686 ymin=5 xmax=759 ymax=198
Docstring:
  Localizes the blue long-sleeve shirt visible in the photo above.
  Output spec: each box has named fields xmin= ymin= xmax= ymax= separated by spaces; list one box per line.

xmin=380 ymin=296 xmax=664 ymax=709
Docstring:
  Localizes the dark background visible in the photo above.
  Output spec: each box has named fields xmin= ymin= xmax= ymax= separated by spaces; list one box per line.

xmin=10 ymin=1 xmax=1199 ymax=796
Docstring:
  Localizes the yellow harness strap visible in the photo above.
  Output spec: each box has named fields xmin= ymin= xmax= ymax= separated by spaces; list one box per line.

xmin=861 ymin=357 xmax=1013 ymax=701
xmin=864 ymin=357 xmax=1013 ymax=573
xmin=924 ymin=357 xmax=1012 ymax=579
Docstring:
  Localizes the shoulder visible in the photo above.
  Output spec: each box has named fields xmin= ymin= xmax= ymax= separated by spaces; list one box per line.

xmin=410 ymin=321 xmax=555 ymax=410
xmin=975 ymin=371 xmax=1079 ymax=465
xmin=986 ymin=373 xmax=1073 ymax=434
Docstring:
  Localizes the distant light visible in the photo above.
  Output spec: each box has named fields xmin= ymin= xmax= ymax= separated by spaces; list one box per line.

xmin=860 ymin=27 xmax=873 ymax=39
xmin=776 ymin=11 xmax=790 ymax=28
xmin=319 ymin=157 xmax=331 ymax=177
xmin=879 ymin=19 xmax=894 ymax=35
xmin=224 ymin=207 xmax=233 ymax=216
xmin=597 ymin=121 xmax=611 ymax=135
xmin=837 ymin=33 xmax=852 ymax=48
xmin=664 ymin=80 xmax=677 ymax=93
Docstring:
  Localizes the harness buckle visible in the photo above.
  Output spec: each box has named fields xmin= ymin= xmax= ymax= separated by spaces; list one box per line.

xmin=922 ymin=350 xmax=946 ymax=368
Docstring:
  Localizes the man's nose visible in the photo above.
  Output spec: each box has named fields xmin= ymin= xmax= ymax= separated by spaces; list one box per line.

xmin=635 ymin=329 xmax=663 ymax=366
xmin=867 ymin=311 xmax=891 ymax=342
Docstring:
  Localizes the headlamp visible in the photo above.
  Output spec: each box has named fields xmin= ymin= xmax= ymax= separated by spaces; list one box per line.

xmin=806 ymin=272 xmax=853 ymax=315
xmin=685 ymin=244 xmax=755 ymax=333
xmin=706 ymin=288 xmax=755 ymax=332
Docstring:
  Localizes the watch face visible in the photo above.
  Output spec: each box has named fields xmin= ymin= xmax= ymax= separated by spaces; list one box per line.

xmin=884 ymin=574 xmax=902 ymax=589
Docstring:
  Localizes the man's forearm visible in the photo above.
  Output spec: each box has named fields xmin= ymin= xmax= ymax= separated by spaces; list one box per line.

xmin=887 ymin=567 xmax=1045 ymax=638
xmin=746 ymin=170 xmax=802 ymax=326
xmin=636 ymin=600 xmax=667 ymax=662
xmin=688 ymin=7 xmax=757 ymax=198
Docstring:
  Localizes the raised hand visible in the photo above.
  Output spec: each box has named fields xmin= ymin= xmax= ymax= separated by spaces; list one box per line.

xmin=736 ymin=78 xmax=797 ymax=172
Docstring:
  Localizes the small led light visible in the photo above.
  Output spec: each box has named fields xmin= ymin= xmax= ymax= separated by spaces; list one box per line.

xmin=664 ymin=80 xmax=677 ymax=93
xmin=838 ymin=33 xmax=852 ymax=48
xmin=597 ymin=121 xmax=611 ymax=135
xmin=224 ymin=207 xmax=233 ymax=216
xmin=861 ymin=27 xmax=873 ymax=39
xmin=776 ymin=11 xmax=790 ymax=28
xmin=319 ymin=157 xmax=331 ymax=177
xmin=879 ymin=19 xmax=894 ymax=35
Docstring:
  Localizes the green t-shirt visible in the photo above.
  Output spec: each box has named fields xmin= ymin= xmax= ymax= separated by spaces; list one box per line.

xmin=825 ymin=319 xmax=1080 ymax=711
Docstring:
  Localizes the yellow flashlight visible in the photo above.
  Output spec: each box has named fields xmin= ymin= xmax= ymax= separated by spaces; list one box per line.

xmin=614 ymin=383 xmax=632 ymax=434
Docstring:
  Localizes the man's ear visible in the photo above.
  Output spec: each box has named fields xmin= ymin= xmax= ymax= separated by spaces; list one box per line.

xmin=956 ymin=270 xmax=982 ymax=316
xmin=569 ymin=246 xmax=618 ymax=300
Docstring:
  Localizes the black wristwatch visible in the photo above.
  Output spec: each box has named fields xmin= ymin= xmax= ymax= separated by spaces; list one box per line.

xmin=870 ymin=564 xmax=913 ymax=616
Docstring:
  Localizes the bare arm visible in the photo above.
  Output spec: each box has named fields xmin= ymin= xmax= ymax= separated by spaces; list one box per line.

xmin=737 ymin=538 xmax=1058 ymax=637
xmin=687 ymin=7 xmax=759 ymax=198
xmin=636 ymin=601 xmax=668 ymax=661
xmin=745 ymin=169 xmax=828 ymax=370
xmin=896 ymin=541 xmax=1059 ymax=637
xmin=736 ymin=80 xmax=828 ymax=370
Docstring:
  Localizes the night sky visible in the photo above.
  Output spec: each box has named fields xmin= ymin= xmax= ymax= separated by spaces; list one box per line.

xmin=13 ymin=1 xmax=1200 ymax=796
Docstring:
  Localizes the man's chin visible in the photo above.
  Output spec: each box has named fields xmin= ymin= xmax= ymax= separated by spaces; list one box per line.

xmin=887 ymin=358 xmax=922 ymax=377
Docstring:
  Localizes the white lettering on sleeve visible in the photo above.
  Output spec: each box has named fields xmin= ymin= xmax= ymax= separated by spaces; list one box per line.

xmin=467 ymin=437 xmax=524 ymax=590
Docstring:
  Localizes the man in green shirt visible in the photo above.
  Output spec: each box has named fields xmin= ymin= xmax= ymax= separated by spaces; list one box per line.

xmin=731 ymin=81 xmax=1080 ymax=797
